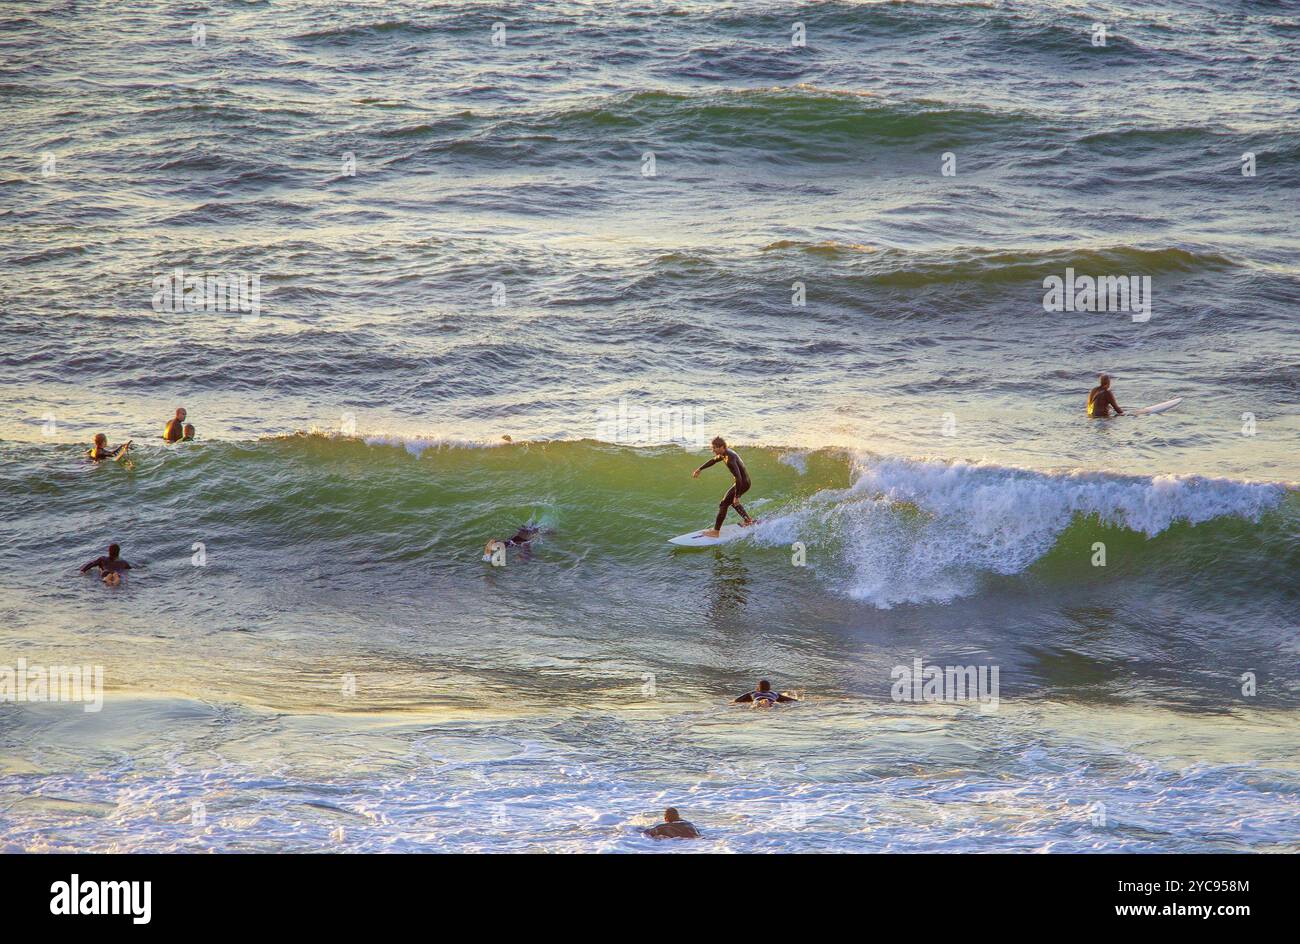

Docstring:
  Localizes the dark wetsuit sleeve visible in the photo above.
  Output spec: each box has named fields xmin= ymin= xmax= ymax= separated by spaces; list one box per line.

xmin=80 ymin=556 xmax=105 ymax=574
xmin=733 ymin=692 xmax=755 ymax=703
xmin=697 ymin=456 xmax=722 ymax=474
xmin=1107 ymin=391 xmax=1123 ymax=415
xmin=776 ymin=694 xmax=797 ymax=703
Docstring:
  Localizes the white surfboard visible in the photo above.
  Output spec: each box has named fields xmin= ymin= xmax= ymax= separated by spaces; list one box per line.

xmin=668 ymin=523 xmax=753 ymax=547
xmin=1130 ymin=397 xmax=1183 ymax=417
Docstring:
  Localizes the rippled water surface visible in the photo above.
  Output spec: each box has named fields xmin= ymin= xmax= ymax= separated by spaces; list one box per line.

xmin=1 ymin=1 xmax=1298 ymax=852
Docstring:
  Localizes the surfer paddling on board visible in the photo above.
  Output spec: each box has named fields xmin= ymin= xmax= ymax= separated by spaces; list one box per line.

xmin=482 ymin=525 xmax=542 ymax=563
xmin=733 ymin=678 xmax=799 ymax=706
xmin=692 ymin=436 xmax=755 ymax=538
xmin=1086 ymin=374 xmax=1125 ymax=418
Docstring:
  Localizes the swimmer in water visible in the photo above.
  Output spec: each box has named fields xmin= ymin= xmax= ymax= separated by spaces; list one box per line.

xmin=80 ymin=543 xmax=132 ymax=582
xmin=86 ymin=433 xmax=131 ymax=462
xmin=733 ymin=678 xmax=799 ymax=706
xmin=482 ymin=525 xmax=542 ymax=563
xmin=182 ymin=423 xmax=196 ymax=441
xmin=643 ymin=807 xmax=701 ymax=840
xmin=163 ymin=407 xmax=189 ymax=442
xmin=692 ymin=436 xmax=755 ymax=538
xmin=1086 ymin=374 xmax=1125 ymax=418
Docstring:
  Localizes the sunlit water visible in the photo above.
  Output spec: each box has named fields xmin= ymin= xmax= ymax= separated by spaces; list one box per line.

xmin=1 ymin=0 xmax=1297 ymax=852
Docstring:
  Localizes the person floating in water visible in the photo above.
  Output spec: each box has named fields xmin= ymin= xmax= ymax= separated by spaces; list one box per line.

xmin=80 ymin=543 xmax=132 ymax=585
xmin=86 ymin=433 xmax=131 ymax=462
xmin=643 ymin=807 xmax=700 ymax=840
xmin=482 ymin=525 xmax=542 ymax=563
xmin=163 ymin=407 xmax=190 ymax=442
xmin=733 ymin=679 xmax=799 ymax=706
xmin=692 ymin=436 xmax=755 ymax=538
xmin=1086 ymin=374 xmax=1124 ymax=418
xmin=182 ymin=423 xmax=196 ymax=441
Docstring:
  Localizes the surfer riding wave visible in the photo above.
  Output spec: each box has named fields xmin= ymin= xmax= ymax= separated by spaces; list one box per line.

xmin=692 ymin=436 xmax=755 ymax=538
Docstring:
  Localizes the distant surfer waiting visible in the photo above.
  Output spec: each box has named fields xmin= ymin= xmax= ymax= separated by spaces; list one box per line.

xmin=1086 ymin=374 xmax=1124 ymax=418
xmin=80 ymin=543 xmax=132 ymax=585
xmin=733 ymin=679 xmax=799 ymax=706
xmin=163 ymin=407 xmax=192 ymax=442
xmin=692 ymin=436 xmax=755 ymax=538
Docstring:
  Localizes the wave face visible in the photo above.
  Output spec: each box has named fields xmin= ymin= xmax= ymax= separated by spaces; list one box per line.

xmin=2 ymin=436 xmax=1293 ymax=611
xmin=4 ymin=0 xmax=1300 ymax=853
xmin=756 ymin=452 xmax=1292 ymax=607
xmin=2 ymin=435 xmax=1298 ymax=852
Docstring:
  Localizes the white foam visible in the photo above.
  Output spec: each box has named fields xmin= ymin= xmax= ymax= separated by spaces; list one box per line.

xmin=755 ymin=455 xmax=1288 ymax=608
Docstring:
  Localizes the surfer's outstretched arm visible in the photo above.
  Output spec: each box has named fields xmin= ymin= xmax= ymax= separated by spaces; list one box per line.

xmin=79 ymin=557 xmax=103 ymax=575
xmin=694 ymin=456 xmax=721 ymax=477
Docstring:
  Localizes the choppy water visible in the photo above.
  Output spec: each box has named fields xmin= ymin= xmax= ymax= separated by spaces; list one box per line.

xmin=2 ymin=0 xmax=1298 ymax=852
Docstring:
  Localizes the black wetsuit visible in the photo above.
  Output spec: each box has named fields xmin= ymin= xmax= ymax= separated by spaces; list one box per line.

xmin=697 ymin=449 xmax=751 ymax=530
xmin=644 ymin=820 xmax=700 ymax=839
xmin=87 ymin=443 xmax=127 ymax=462
xmin=500 ymin=526 xmax=540 ymax=561
xmin=734 ymin=689 xmax=796 ymax=705
xmin=80 ymin=556 xmax=131 ymax=576
xmin=505 ymin=526 xmax=538 ymax=547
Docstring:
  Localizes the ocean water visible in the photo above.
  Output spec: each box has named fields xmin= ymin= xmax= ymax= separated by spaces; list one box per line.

xmin=1 ymin=0 xmax=1298 ymax=853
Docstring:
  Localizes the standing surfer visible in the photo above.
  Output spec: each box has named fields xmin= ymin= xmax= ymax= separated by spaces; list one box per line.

xmin=692 ymin=436 xmax=755 ymax=538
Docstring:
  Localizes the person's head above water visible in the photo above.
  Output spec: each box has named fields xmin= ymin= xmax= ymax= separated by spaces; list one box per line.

xmin=175 ymin=407 xmax=187 ymax=421
xmin=664 ymin=807 xmax=682 ymax=823
xmin=1097 ymin=373 xmax=1111 ymax=389
xmin=756 ymin=678 xmax=772 ymax=692
xmin=94 ymin=433 xmax=108 ymax=447
xmin=183 ymin=423 xmax=195 ymax=439
xmin=107 ymin=543 xmax=121 ymax=560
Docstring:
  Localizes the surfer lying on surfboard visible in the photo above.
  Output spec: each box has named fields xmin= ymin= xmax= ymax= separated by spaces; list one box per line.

xmin=692 ymin=436 xmax=755 ymax=538
xmin=643 ymin=807 xmax=701 ymax=840
xmin=733 ymin=679 xmax=799 ymax=706
xmin=1086 ymin=373 xmax=1125 ymax=418
xmin=482 ymin=525 xmax=542 ymax=563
